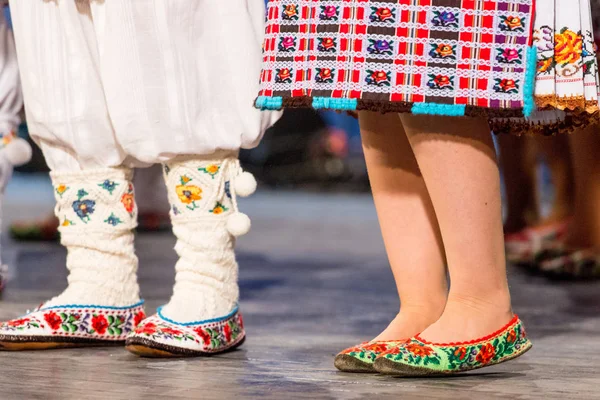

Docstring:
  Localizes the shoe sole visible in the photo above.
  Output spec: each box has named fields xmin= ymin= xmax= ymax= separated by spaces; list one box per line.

xmin=0 ymin=335 xmax=124 ymax=351
xmin=125 ymin=335 xmax=246 ymax=358
xmin=334 ymin=354 xmax=377 ymax=373
xmin=374 ymin=343 xmax=532 ymax=377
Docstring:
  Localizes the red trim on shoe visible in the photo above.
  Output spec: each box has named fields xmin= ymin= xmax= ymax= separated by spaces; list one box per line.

xmin=414 ymin=315 xmax=520 ymax=346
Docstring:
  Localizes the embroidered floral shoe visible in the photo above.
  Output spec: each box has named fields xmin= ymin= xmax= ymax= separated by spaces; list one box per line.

xmin=0 ymin=302 xmax=145 ymax=350
xmin=504 ymin=219 xmax=570 ymax=265
xmin=334 ymin=340 xmax=407 ymax=373
xmin=539 ymin=247 xmax=600 ymax=280
xmin=373 ymin=315 xmax=532 ymax=376
xmin=125 ymin=306 xmax=245 ymax=357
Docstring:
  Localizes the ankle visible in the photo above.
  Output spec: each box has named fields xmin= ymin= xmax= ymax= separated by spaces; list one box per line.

xmin=445 ymin=291 xmax=512 ymax=316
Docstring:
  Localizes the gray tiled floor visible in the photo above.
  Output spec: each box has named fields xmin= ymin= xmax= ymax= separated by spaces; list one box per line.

xmin=0 ymin=174 xmax=599 ymax=399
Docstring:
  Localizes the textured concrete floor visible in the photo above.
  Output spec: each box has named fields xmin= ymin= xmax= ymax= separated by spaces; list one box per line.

xmin=0 ymin=174 xmax=599 ymax=399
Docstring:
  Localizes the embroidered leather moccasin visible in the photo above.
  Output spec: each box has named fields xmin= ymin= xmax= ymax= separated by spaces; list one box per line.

xmin=0 ymin=301 xmax=145 ymax=350
xmin=334 ymin=340 xmax=408 ymax=373
xmin=125 ymin=306 xmax=245 ymax=357
xmin=373 ymin=315 xmax=532 ymax=376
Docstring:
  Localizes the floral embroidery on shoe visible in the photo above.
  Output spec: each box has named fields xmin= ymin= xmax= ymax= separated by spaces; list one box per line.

xmin=0 ymin=302 xmax=146 ymax=342
xmin=336 ymin=340 xmax=406 ymax=368
xmin=127 ymin=307 xmax=245 ymax=355
xmin=98 ymin=180 xmax=119 ymax=195
xmin=198 ymin=164 xmax=221 ymax=179
xmin=209 ymin=202 xmax=229 ymax=215
xmin=376 ymin=316 xmax=532 ymax=375
xmin=72 ymin=189 xmax=96 ymax=223
xmin=427 ymin=74 xmax=454 ymax=90
xmin=55 ymin=184 xmax=69 ymax=198
xmin=176 ymin=175 xmax=203 ymax=210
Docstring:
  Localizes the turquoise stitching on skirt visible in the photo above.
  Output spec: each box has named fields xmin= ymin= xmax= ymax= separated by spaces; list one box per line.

xmin=312 ymin=97 xmax=357 ymax=110
xmin=255 ymin=96 xmax=283 ymax=110
xmin=411 ymin=103 xmax=466 ymax=116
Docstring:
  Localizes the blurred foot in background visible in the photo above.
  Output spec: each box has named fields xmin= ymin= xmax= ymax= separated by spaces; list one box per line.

xmin=497 ymin=133 xmax=574 ymax=265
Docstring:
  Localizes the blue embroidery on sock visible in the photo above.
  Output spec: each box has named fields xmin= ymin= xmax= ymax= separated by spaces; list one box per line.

xmin=157 ymin=305 xmax=239 ymax=326
xmin=255 ymin=96 xmax=283 ymax=110
xmin=411 ymin=103 xmax=466 ymax=116
xmin=40 ymin=300 xmax=145 ymax=312
xmin=523 ymin=45 xmax=537 ymax=118
xmin=312 ymin=97 xmax=357 ymax=110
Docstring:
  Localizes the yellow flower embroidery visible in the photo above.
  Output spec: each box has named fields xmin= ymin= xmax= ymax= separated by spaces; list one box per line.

xmin=55 ymin=184 xmax=69 ymax=197
xmin=555 ymin=28 xmax=583 ymax=65
xmin=210 ymin=202 xmax=229 ymax=215
xmin=176 ymin=185 xmax=202 ymax=210
xmin=180 ymin=175 xmax=192 ymax=185
xmin=199 ymin=164 xmax=220 ymax=179
xmin=62 ymin=219 xmax=73 ymax=227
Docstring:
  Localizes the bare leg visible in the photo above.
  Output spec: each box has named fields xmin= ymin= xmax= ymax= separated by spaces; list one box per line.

xmin=535 ymin=135 xmax=574 ymax=225
xmin=496 ymin=134 xmax=539 ymax=233
xmin=400 ymin=114 xmax=512 ymax=342
xmin=359 ymin=112 xmax=447 ymax=341
xmin=564 ymin=124 xmax=600 ymax=249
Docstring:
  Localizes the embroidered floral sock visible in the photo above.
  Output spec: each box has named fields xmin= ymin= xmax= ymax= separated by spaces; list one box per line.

xmin=44 ymin=168 xmax=140 ymax=307
xmin=160 ymin=153 xmax=256 ymax=322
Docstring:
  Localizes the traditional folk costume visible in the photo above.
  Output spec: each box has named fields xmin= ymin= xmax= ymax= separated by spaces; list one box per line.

xmin=0 ymin=0 xmax=279 ymax=357
xmin=253 ymin=0 xmax=600 ymax=376
xmin=256 ymin=0 xmax=600 ymax=135
xmin=0 ymin=3 xmax=32 ymax=292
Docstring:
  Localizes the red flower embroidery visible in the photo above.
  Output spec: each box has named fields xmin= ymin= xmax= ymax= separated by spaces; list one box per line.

xmin=121 ymin=193 xmax=135 ymax=214
xmin=385 ymin=346 xmax=402 ymax=355
xmin=238 ymin=314 xmax=244 ymax=330
xmin=370 ymin=71 xmax=389 ymax=84
xmin=194 ymin=327 xmax=211 ymax=346
xmin=454 ymin=347 xmax=467 ymax=360
xmin=320 ymin=38 xmax=335 ymax=50
xmin=506 ymin=330 xmax=517 ymax=343
xmin=136 ymin=322 xmax=157 ymax=335
xmin=499 ymin=79 xmax=517 ymax=92
xmin=133 ymin=311 xmax=146 ymax=327
xmin=405 ymin=343 xmax=434 ymax=357
xmin=434 ymin=75 xmax=452 ymax=87
xmin=7 ymin=318 xmax=30 ymax=327
xmin=476 ymin=343 xmax=496 ymax=364
xmin=319 ymin=68 xmax=332 ymax=80
xmin=91 ymin=315 xmax=109 ymax=335
xmin=44 ymin=312 xmax=62 ymax=330
xmin=342 ymin=346 xmax=363 ymax=354
xmin=223 ymin=324 xmax=232 ymax=342
xmin=363 ymin=343 xmax=388 ymax=353
xmin=376 ymin=7 xmax=393 ymax=21
xmin=161 ymin=327 xmax=182 ymax=336
xmin=277 ymin=68 xmax=291 ymax=81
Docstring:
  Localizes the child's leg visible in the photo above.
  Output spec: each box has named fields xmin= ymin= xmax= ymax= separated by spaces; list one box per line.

xmin=360 ymin=112 xmax=447 ymax=340
xmin=497 ymin=134 xmax=539 ymax=233
xmin=400 ymin=114 xmax=512 ymax=342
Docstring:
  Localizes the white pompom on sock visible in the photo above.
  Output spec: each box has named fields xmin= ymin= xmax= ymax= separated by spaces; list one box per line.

xmin=227 ymin=212 xmax=251 ymax=237
xmin=234 ymin=171 xmax=257 ymax=197
xmin=3 ymin=137 xmax=32 ymax=167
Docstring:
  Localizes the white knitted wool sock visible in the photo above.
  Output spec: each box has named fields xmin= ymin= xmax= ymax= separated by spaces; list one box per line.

xmin=161 ymin=153 xmax=255 ymax=322
xmin=44 ymin=168 xmax=140 ymax=307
